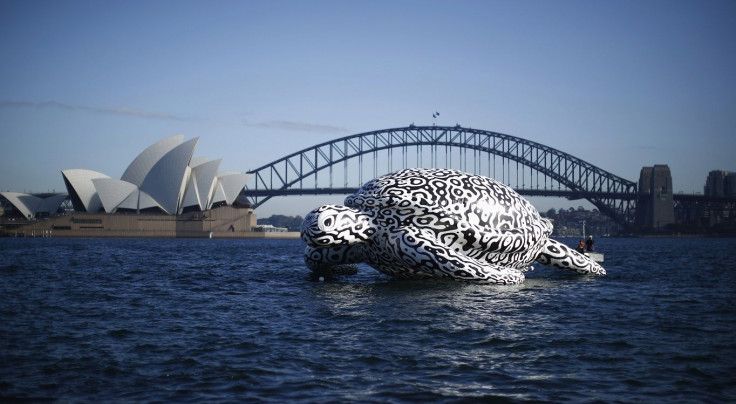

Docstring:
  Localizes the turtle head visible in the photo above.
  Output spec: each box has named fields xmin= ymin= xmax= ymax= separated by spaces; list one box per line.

xmin=301 ymin=205 xmax=375 ymax=247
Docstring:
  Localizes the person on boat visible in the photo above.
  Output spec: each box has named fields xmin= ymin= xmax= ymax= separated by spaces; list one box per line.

xmin=576 ymin=239 xmax=586 ymax=253
xmin=585 ymin=235 xmax=594 ymax=252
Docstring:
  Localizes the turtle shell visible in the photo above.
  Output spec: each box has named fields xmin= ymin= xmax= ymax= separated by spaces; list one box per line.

xmin=344 ymin=168 xmax=545 ymax=234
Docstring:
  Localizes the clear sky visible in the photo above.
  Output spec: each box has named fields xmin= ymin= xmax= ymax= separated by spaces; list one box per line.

xmin=2 ymin=0 xmax=734 ymax=218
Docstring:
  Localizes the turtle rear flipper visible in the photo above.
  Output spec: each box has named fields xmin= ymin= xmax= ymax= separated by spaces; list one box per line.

xmin=536 ymin=239 xmax=606 ymax=275
xmin=449 ymin=222 xmax=551 ymax=255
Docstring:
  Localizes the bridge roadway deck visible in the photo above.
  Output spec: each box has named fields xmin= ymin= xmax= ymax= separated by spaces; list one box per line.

xmin=245 ymin=188 xmax=735 ymax=203
xmin=245 ymin=188 xmax=640 ymax=200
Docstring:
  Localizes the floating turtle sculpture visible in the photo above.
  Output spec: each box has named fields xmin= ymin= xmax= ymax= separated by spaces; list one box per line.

xmin=301 ymin=168 xmax=605 ymax=284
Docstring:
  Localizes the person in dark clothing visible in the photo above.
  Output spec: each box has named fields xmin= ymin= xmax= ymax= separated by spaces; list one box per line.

xmin=585 ymin=236 xmax=594 ymax=252
xmin=576 ymin=239 xmax=585 ymax=253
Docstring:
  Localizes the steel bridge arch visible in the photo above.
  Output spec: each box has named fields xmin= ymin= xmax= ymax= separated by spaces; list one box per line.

xmin=245 ymin=125 xmax=638 ymax=225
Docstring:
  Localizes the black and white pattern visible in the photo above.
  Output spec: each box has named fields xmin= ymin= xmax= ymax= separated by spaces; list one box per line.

xmin=301 ymin=168 xmax=606 ymax=284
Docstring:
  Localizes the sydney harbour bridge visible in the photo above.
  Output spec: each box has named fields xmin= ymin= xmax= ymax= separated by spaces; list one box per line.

xmin=243 ymin=125 xmax=720 ymax=228
xmin=243 ymin=125 xmax=644 ymax=226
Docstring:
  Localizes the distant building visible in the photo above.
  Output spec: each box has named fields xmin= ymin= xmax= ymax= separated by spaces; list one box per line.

xmin=636 ymin=165 xmax=674 ymax=230
xmin=690 ymin=169 xmax=736 ymax=229
xmin=704 ymin=170 xmax=735 ymax=197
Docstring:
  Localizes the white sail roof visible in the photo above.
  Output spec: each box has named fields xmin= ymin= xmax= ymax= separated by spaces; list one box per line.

xmin=121 ymin=135 xmax=184 ymax=187
xmin=59 ymin=136 xmax=247 ymax=216
xmin=61 ymin=169 xmax=110 ymax=212
xmin=194 ymin=159 xmax=222 ymax=211
xmin=92 ymin=178 xmax=137 ymax=213
xmin=214 ymin=172 xmax=253 ymax=206
xmin=139 ymin=137 xmax=199 ymax=214
xmin=0 ymin=192 xmax=68 ymax=219
xmin=39 ymin=194 xmax=68 ymax=214
xmin=0 ymin=192 xmax=41 ymax=219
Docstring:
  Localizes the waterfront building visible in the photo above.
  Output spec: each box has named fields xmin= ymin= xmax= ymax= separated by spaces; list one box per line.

xmin=61 ymin=135 xmax=251 ymax=215
xmin=0 ymin=136 xmax=301 ymax=238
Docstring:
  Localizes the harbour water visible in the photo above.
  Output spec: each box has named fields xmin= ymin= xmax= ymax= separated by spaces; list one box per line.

xmin=1 ymin=237 xmax=734 ymax=402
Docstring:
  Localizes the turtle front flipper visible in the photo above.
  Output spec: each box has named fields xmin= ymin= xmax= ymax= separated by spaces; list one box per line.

xmin=384 ymin=226 xmax=525 ymax=284
xmin=305 ymin=244 xmax=366 ymax=276
xmin=536 ymin=239 xmax=606 ymax=275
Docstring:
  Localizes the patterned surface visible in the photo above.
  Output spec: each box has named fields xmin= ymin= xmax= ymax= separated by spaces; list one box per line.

xmin=302 ymin=168 xmax=605 ymax=284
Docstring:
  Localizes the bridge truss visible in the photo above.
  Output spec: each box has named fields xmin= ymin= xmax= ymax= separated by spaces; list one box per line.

xmin=245 ymin=125 xmax=639 ymax=225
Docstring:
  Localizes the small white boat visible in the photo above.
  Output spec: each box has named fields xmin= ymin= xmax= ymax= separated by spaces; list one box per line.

xmin=580 ymin=221 xmax=603 ymax=262
xmin=585 ymin=252 xmax=604 ymax=263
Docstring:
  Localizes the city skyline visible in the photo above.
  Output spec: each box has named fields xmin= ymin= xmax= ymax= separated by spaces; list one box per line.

xmin=2 ymin=1 xmax=734 ymax=217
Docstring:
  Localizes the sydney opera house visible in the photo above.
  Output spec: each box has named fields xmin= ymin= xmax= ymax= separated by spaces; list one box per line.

xmin=1 ymin=136 xmax=287 ymax=238
xmin=60 ymin=135 xmax=250 ymax=215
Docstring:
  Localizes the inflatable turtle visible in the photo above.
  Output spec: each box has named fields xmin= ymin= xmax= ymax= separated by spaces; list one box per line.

xmin=301 ymin=168 xmax=605 ymax=284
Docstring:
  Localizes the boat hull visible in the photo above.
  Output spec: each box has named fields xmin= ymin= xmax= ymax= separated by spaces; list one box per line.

xmin=585 ymin=252 xmax=604 ymax=263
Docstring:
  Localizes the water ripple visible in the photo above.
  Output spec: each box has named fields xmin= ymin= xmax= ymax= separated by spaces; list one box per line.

xmin=1 ymin=237 xmax=735 ymax=402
